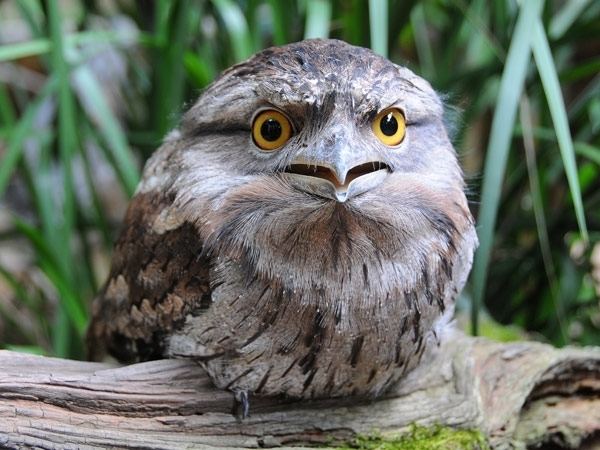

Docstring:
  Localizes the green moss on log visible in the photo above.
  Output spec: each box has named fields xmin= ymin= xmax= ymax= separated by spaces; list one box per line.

xmin=337 ymin=425 xmax=489 ymax=450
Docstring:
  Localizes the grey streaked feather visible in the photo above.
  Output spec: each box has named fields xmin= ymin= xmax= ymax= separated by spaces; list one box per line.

xmin=88 ymin=39 xmax=478 ymax=400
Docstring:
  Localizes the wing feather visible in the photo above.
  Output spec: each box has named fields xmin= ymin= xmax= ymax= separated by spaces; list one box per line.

xmin=86 ymin=191 xmax=211 ymax=362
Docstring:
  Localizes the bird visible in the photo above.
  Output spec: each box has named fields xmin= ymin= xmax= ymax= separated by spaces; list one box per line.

xmin=87 ymin=39 xmax=478 ymax=415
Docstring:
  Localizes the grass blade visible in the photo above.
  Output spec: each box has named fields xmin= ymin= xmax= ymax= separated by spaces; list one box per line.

xmin=470 ymin=0 xmax=543 ymax=335
xmin=304 ymin=0 xmax=332 ymax=39
xmin=152 ymin=0 xmax=195 ymax=136
xmin=47 ymin=0 xmax=81 ymax=353
xmin=568 ymin=75 xmax=600 ymax=120
xmin=267 ymin=0 xmax=289 ymax=45
xmin=520 ymin=96 xmax=565 ymax=342
xmin=12 ymin=218 xmax=87 ymax=336
xmin=0 ymin=264 xmax=42 ymax=346
xmin=0 ymin=84 xmax=16 ymax=126
xmin=532 ymin=18 xmax=588 ymax=242
xmin=0 ymin=76 xmax=58 ymax=197
xmin=184 ymin=51 xmax=216 ymax=89
xmin=575 ymin=142 xmax=600 ymax=165
xmin=212 ymin=0 xmax=254 ymax=61
xmin=369 ymin=0 xmax=388 ymax=57
xmin=16 ymin=0 xmax=44 ymax=38
xmin=80 ymin=124 xmax=113 ymax=248
xmin=47 ymin=0 xmax=77 ymax=234
xmin=0 ymin=31 xmax=138 ymax=63
xmin=549 ymin=0 xmax=591 ymax=39
xmin=72 ymin=66 xmax=140 ymax=196
xmin=18 ymin=135 xmax=88 ymax=350
xmin=410 ymin=4 xmax=435 ymax=78
xmin=451 ymin=0 xmax=506 ymax=64
xmin=0 ymin=39 xmax=51 ymax=62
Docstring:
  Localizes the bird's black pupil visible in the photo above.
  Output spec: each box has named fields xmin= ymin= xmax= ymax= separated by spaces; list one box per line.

xmin=261 ymin=118 xmax=282 ymax=141
xmin=380 ymin=113 xmax=398 ymax=136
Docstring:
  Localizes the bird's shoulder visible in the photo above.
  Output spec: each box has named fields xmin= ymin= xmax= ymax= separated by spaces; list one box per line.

xmin=86 ymin=189 xmax=212 ymax=362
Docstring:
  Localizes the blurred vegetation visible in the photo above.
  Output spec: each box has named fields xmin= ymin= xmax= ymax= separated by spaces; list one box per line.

xmin=0 ymin=0 xmax=598 ymax=359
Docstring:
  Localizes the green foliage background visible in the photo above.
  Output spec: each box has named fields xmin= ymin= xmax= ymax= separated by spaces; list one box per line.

xmin=0 ymin=0 xmax=598 ymax=359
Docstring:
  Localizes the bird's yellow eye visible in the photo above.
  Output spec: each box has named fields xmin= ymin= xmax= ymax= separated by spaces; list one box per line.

xmin=252 ymin=109 xmax=292 ymax=151
xmin=372 ymin=108 xmax=406 ymax=147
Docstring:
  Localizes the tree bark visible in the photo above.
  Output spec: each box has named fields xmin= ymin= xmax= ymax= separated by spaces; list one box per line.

xmin=0 ymin=330 xmax=598 ymax=449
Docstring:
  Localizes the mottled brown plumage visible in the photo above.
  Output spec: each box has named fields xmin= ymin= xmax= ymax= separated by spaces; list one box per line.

xmin=87 ymin=39 xmax=477 ymax=403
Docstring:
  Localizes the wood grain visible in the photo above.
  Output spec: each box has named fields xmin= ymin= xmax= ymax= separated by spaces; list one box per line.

xmin=0 ymin=331 xmax=598 ymax=449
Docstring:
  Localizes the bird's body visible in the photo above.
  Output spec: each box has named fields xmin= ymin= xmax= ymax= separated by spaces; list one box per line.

xmin=87 ymin=39 xmax=477 ymax=400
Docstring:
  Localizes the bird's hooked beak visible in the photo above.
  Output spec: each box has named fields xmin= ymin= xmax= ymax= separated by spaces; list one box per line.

xmin=281 ymin=133 xmax=391 ymax=202
xmin=283 ymin=160 xmax=390 ymax=202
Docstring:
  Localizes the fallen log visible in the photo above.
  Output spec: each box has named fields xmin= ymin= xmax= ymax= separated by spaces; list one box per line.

xmin=0 ymin=330 xmax=598 ymax=449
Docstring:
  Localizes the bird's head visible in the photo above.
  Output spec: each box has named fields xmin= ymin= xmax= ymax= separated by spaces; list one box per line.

xmin=139 ymin=39 xmax=474 ymax=285
xmin=176 ymin=39 xmax=461 ymax=201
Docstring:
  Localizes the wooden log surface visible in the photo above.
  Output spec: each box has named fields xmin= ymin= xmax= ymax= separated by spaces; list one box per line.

xmin=0 ymin=330 xmax=598 ymax=449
